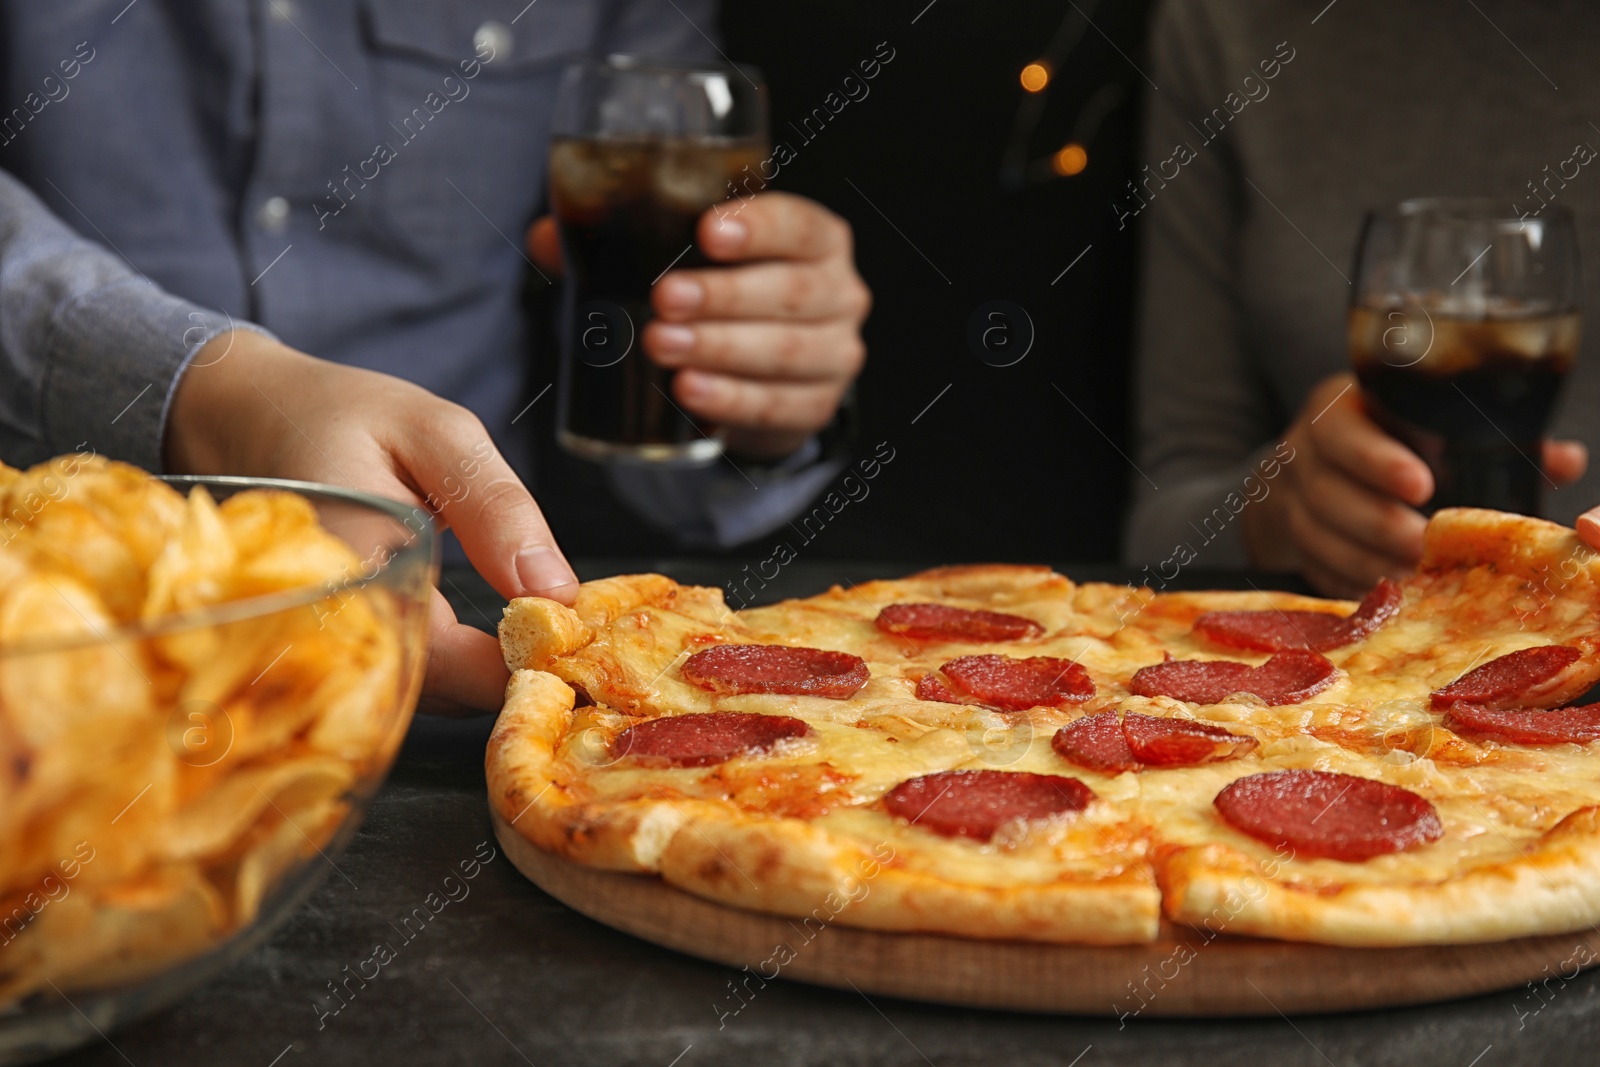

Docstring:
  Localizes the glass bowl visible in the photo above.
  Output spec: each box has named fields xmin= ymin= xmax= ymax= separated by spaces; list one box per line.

xmin=0 ymin=476 xmax=436 ymax=1064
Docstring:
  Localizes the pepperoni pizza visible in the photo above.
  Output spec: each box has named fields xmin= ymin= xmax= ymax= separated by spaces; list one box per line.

xmin=487 ymin=509 xmax=1600 ymax=946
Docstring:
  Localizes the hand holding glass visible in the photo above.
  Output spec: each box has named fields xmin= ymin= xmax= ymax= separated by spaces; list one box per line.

xmin=549 ymin=57 xmax=768 ymax=464
xmin=1349 ymin=199 xmax=1581 ymax=514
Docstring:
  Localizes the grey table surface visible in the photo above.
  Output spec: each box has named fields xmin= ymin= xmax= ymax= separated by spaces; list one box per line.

xmin=48 ymin=560 xmax=1600 ymax=1067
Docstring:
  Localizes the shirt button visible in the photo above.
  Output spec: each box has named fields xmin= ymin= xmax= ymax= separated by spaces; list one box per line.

xmin=473 ymin=20 xmax=512 ymax=61
xmin=257 ymin=196 xmax=290 ymax=233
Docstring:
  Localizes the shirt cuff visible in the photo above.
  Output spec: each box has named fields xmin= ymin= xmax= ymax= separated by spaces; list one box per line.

xmin=41 ymin=280 xmax=272 ymax=472
xmin=605 ymin=436 xmax=847 ymax=549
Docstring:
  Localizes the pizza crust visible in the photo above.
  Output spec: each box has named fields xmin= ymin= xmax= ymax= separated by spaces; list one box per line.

xmin=498 ymin=600 xmax=591 ymax=671
xmin=1421 ymin=507 xmax=1599 ymax=584
xmin=487 ymin=669 xmax=724 ymax=872
xmin=1164 ymin=807 xmax=1600 ymax=947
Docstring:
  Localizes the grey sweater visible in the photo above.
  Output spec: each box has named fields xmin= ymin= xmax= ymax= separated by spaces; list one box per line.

xmin=1126 ymin=0 xmax=1600 ymax=567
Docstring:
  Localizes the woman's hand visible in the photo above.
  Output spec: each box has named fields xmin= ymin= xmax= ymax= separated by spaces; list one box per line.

xmin=1245 ymin=373 xmax=1586 ymax=597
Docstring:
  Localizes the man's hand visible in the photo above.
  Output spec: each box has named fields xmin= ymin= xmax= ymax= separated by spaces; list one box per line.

xmin=528 ymin=191 xmax=868 ymax=459
xmin=166 ymin=329 xmax=578 ymax=714
xmin=1244 ymin=373 xmax=1587 ymax=598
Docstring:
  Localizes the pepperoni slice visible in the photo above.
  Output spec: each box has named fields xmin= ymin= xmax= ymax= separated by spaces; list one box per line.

xmin=1444 ymin=702 xmax=1600 ymax=746
xmin=914 ymin=673 xmax=961 ymax=704
xmin=1051 ymin=712 xmax=1257 ymax=773
xmin=612 ymin=712 xmax=811 ymax=767
xmin=876 ymin=603 xmax=1044 ymax=643
xmin=918 ymin=654 xmax=1095 ymax=712
xmin=1051 ymin=711 xmax=1140 ymax=773
xmin=883 ymin=769 xmax=1094 ymax=841
xmin=1245 ymin=652 xmax=1341 ymax=703
xmin=1130 ymin=659 xmax=1250 ymax=704
xmin=1122 ymin=713 xmax=1259 ymax=766
xmin=1192 ymin=578 xmax=1402 ymax=653
xmin=681 ymin=644 xmax=869 ymax=699
xmin=1214 ymin=769 xmax=1442 ymax=862
xmin=1129 ymin=651 xmax=1335 ymax=706
xmin=1429 ymin=645 xmax=1583 ymax=710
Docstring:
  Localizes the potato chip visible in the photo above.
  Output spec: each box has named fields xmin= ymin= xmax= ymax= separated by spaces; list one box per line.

xmin=142 ymin=486 xmax=237 ymax=618
xmin=221 ymin=490 xmax=362 ymax=580
xmin=0 ymin=574 xmax=153 ymax=768
xmin=166 ymin=608 xmax=298 ymax=702
xmin=160 ymin=756 xmax=354 ymax=862
xmin=0 ymin=457 xmax=186 ymax=590
xmin=0 ymin=863 xmax=227 ymax=1002
xmin=53 ymin=457 xmax=187 ymax=577
xmin=238 ymin=535 xmax=362 ymax=596
xmin=228 ymin=643 xmax=353 ymax=765
xmin=230 ymin=794 xmax=347 ymax=924
xmin=0 ymin=704 xmax=24 ymax=880
xmin=11 ymin=503 xmax=144 ymax=618
xmin=217 ymin=488 xmax=320 ymax=552
xmin=306 ymin=642 xmax=403 ymax=760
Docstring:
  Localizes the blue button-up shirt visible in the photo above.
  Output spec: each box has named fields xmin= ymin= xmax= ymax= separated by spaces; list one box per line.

xmin=0 ymin=0 xmax=839 ymax=548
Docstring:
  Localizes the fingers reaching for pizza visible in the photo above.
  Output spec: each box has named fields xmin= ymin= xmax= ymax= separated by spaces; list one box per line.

xmin=1244 ymin=373 xmax=1587 ymax=598
xmin=1579 ymin=502 xmax=1600 ymax=552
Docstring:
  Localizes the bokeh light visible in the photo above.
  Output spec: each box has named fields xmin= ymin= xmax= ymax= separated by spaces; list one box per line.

xmin=1020 ymin=63 xmax=1050 ymax=93
xmin=1052 ymin=143 xmax=1088 ymax=176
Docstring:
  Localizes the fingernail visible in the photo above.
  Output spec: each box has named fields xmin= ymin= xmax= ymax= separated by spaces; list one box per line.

xmin=1404 ymin=469 xmax=1435 ymax=508
xmin=652 ymin=324 xmax=694 ymax=357
xmin=515 ymin=545 xmax=577 ymax=596
xmin=710 ymin=217 xmax=748 ymax=250
xmin=656 ymin=276 xmax=703 ymax=312
xmin=675 ymin=371 xmax=710 ymax=401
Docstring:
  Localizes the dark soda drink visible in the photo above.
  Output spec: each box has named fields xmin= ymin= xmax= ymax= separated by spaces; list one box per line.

xmin=1350 ymin=304 xmax=1579 ymax=513
xmin=549 ymin=135 xmax=766 ymax=461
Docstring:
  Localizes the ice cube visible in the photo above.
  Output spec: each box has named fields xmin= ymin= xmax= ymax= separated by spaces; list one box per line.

xmin=653 ymin=143 xmax=738 ymax=214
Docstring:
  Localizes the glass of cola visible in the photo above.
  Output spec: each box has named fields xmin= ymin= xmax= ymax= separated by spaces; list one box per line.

xmin=1349 ymin=198 xmax=1581 ymax=514
xmin=548 ymin=56 xmax=768 ymax=463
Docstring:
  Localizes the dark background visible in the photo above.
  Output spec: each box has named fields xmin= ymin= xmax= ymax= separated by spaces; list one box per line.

xmin=531 ymin=0 xmax=1155 ymax=566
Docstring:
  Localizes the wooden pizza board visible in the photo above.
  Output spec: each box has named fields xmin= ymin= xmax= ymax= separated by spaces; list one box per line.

xmin=492 ymin=809 xmax=1600 ymax=1016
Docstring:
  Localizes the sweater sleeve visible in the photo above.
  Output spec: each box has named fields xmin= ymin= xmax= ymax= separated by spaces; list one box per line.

xmin=0 ymin=168 xmax=264 ymax=471
xmin=1123 ymin=0 xmax=1281 ymax=568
